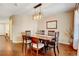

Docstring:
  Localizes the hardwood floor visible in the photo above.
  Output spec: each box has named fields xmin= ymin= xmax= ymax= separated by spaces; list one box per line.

xmin=0 ymin=36 xmax=77 ymax=56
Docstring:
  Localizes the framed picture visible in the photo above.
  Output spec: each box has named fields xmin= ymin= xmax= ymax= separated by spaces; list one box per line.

xmin=46 ymin=20 xmax=57 ymax=29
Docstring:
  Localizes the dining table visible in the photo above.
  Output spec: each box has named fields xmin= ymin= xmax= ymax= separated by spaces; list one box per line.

xmin=31 ymin=34 xmax=55 ymax=41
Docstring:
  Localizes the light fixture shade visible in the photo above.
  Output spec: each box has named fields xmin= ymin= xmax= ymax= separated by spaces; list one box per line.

xmin=33 ymin=12 xmax=43 ymax=20
xmin=39 ymin=12 xmax=43 ymax=19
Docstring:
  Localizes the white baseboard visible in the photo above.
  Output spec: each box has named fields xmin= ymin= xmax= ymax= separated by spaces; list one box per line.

xmin=59 ymin=41 xmax=70 ymax=45
xmin=12 ymin=40 xmax=22 ymax=43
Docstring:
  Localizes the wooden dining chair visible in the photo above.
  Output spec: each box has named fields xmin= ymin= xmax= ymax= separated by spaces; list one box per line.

xmin=55 ymin=32 xmax=59 ymax=54
xmin=47 ymin=31 xmax=59 ymax=56
xmin=40 ymin=30 xmax=45 ymax=35
xmin=31 ymin=37 xmax=44 ymax=56
xmin=25 ymin=30 xmax=32 ymax=44
xmin=25 ymin=30 xmax=32 ymax=48
xmin=22 ymin=33 xmax=31 ymax=52
xmin=44 ymin=30 xmax=55 ymax=51
xmin=47 ymin=30 xmax=56 ymax=56
xmin=21 ymin=32 xmax=26 ymax=52
xmin=5 ymin=33 xmax=10 ymax=41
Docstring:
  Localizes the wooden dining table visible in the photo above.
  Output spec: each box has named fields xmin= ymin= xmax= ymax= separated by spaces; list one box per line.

xmin=22 ymin=34 xmax=56 ymax=54
xmin=31 ymin=34 xmax=55 ymax=41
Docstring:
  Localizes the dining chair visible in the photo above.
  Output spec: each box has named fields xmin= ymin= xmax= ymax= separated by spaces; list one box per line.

xmin=31 ymin=37 xmax=44 ymax=56
xmin=25 ymin=30 xmax=32 ymax=43
xmin=5 ymin=33 xmax=10 ymax=41
xmin=47 ymin=31 xmax=59 ymax=56
xmin=21 ymin=32 xmax=25 ymax=52
xmin=55 ymin=32 xmax=59 ymax=54
xmin=40 ymin=30 xmax=45 ymax=35
xmin=25 ymin=30 xmax=32 ymax=44
xmin=22 ymin=33 xmax=31 ymax=52
xmin=44 ymin=30 xmax=55 ymax=51
xmin=47 ymin=30 xmax=56 ymax=56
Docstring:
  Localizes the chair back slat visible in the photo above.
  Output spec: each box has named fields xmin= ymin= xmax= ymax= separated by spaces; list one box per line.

xmin=25 ymin=30 xmax=31 ymax=36
xmin=48 ymin=30 xmax=55 ymax=36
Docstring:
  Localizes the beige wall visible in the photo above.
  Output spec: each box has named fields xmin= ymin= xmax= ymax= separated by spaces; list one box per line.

xmin=37 ymin=11 xmax=74 ymax=44
xmin=12 ymin=11 xmax=74 ymax=44
xmin=12 ymin=15 xmax=37 ymax=43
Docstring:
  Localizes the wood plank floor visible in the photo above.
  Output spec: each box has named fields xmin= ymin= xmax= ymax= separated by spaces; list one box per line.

xmin=0 ymin=36 xmax=77 ymax=56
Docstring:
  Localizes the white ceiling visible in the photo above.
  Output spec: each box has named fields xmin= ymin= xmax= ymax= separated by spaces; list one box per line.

xmin=0 ymin=3 xmax=76 ymax=18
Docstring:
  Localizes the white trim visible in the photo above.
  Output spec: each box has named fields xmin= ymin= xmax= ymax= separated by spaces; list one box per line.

xmin=59 ymin=41 xmax=70 ymax=45
xmin=12 ymin=40 xmax=22 ymax=43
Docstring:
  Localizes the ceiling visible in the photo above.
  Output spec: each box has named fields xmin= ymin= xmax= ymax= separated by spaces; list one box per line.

xmin=0 ymin=3 xmax=76 ymax=18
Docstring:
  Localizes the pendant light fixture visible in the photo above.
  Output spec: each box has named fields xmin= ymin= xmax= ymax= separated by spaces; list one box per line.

xmin=75 ymin=3 xmax=79 ymax=11
xmin=33 ymin=3 xmax=43 ymax=20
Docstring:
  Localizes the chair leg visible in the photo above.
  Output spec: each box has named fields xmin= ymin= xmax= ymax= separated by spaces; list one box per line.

xmin=37 ymin=50 xmax=38 ymax=56
xmin=22 ymin=39 xmax=25 ymax=52
xmin=53 ymin=46 xmax=56 ymax=56
xmin=22 ymin=42 xmax=24 ymax=52
xmin=29 ymin=43 xmax=31 ymax=48
xmin=44 ymin=47 xmax=46 ymax=53
xmin=25 ymin=44 xmax=27 ymax=53
xmin=44 ymin=41 xmax=48 ymax=53
xmin=57 ymin=45 xmax=59 ymax=54
xmin=30 ymin=47 xmax=32 ymax=55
